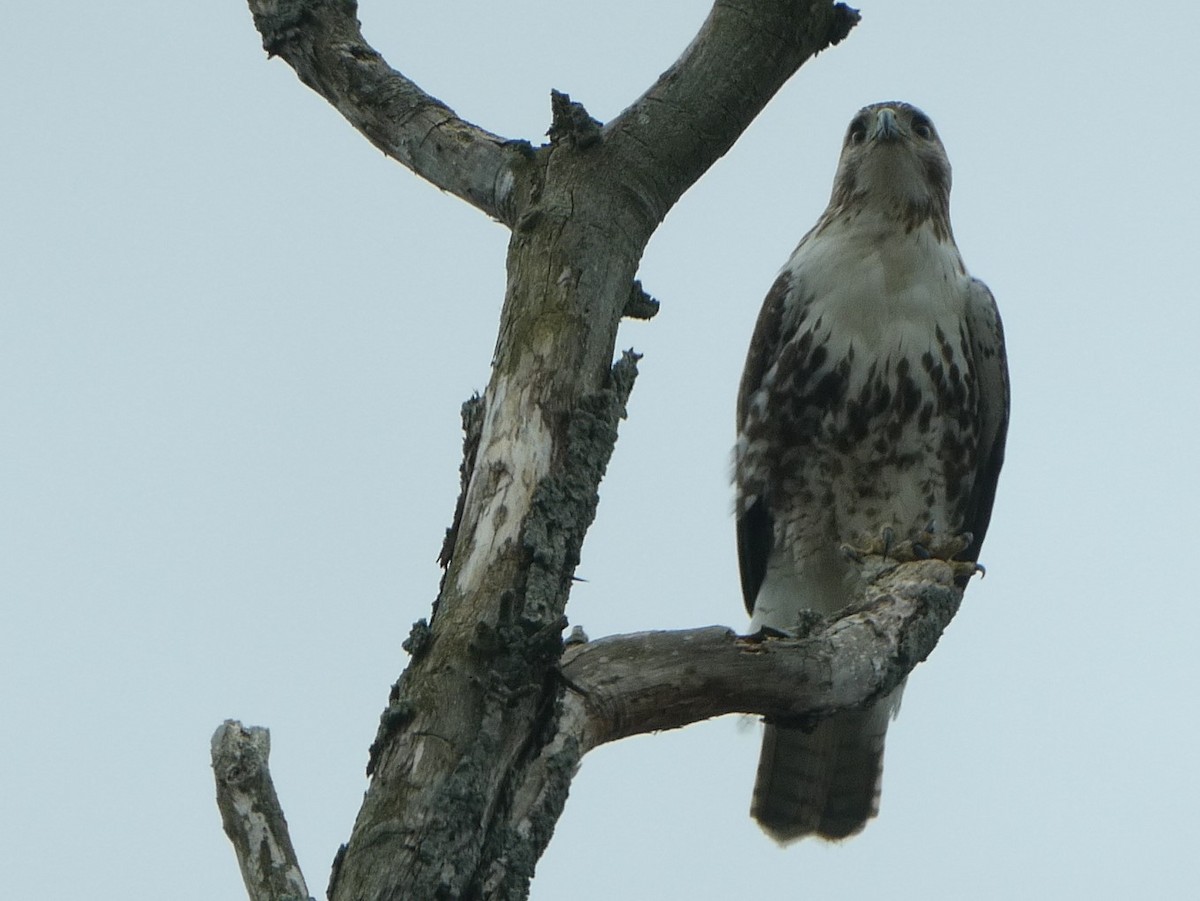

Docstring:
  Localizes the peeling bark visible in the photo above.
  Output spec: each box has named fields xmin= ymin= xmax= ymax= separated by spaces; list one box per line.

xmin=212 ymin=721 xmax=313 ymax=901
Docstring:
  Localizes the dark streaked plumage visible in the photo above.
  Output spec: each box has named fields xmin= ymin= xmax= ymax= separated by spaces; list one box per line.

xmin=734 ymin=102 xmax=1008 ymax=843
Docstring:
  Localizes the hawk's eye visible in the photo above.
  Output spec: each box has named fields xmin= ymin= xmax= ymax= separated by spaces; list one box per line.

xmin=911 ymin=115 xmax=934 ymax=139
xmin=847 ymin=119 xmax=867 ymax=145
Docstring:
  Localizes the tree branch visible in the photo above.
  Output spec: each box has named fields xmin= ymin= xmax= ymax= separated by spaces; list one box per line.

xmin=230 ymin=3 xmax=864 ymax=897
xmin=211 ymin=720 xmax=313 ymax=901
xmin=247 ymin=0 xmax=532 ymax=223
xmin=605 ymin=0 xmax=860 ymax=222
xmin=565 ymin=556 xmax=964 ymax=750
xmin=470 ymin=556 xmax=965 ymax=895
xmin=329 ymin=353 xmax=640 ymax=901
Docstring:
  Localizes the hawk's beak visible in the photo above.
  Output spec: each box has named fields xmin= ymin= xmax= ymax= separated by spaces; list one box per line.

xmin=872 ymin=108 xmax=900 ymax=142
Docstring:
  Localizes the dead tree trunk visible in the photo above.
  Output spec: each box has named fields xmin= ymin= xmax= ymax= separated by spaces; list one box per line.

xmin=210 ymin=3 xmax=969 ymax=899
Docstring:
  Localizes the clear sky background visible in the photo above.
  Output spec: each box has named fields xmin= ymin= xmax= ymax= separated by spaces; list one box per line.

xmin=3 ymin=2 xmax=1197 ymax=898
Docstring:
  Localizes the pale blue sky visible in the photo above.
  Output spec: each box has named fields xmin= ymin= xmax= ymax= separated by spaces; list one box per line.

xmin=3 ymin=2 xmax=1197 ymax=898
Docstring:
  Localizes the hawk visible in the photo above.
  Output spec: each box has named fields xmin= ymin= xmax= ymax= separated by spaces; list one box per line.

xmin=734 ymin=102 xmax=1009 ymax=842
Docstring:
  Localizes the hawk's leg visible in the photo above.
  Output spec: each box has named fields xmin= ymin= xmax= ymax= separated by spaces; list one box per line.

xmin=840 ymin=526 xmax=982 ymax=581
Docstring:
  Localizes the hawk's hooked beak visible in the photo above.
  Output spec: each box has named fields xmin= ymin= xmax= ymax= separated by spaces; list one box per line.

xmin=871 ymin=108 xmax=900 ymax=142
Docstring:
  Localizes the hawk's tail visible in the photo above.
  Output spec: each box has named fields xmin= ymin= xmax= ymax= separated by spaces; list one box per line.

xmin=751 ymin=688 xmax=902 ymax=843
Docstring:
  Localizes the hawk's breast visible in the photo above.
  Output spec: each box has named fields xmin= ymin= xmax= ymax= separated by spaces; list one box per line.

xmin=737 ymin=216 xmax=981 ymax=571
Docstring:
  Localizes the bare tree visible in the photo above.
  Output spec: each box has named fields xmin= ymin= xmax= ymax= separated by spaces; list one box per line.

xmin=212 ymin=3 xmax=974 ymax=899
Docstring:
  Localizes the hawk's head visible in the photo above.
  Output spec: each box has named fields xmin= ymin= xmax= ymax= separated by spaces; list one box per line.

xmin=829 ymin=102 xmax=952 ymax=234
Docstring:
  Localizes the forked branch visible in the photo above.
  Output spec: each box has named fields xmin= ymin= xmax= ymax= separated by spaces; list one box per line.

xmin=210 ymin=555 xmax=960 ymax=900
xmin=479 ymin=556 xmax=965 ymax=895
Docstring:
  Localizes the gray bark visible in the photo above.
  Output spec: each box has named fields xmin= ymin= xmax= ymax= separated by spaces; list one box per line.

xmin=562 ymin=558 xmax=965 ymax=751
xmin=212 ymin=721 xmax=314 ymax=901
xmin=211 ymin=3 xmax=912 ymax=900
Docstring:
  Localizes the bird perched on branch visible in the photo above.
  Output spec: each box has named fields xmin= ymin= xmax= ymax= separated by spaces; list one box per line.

xmin=734 ymin=101 xmax=1009 ymax=842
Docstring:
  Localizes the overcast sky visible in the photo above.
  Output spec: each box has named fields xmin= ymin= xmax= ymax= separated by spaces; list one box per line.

xmin=4 ymin=2 xmax=1198 ymax=898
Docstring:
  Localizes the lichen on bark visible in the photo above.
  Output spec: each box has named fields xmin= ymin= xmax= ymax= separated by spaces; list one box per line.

xmin=520 ymin=351 xmax=639 ymax=627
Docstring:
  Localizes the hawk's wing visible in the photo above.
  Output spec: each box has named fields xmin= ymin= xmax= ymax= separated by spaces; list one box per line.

xmin=735 ymin=270 xmax=807 ymax=615
xmin=959 ymin=278 xmax=1010 ymax=562
xmin=737 ymin=500 xmax=772 ymax=617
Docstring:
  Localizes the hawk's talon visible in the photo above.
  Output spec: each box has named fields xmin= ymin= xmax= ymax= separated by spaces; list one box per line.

xmin=742 ymin=625 xmax=791 ymax=644
xmin=843 ymin=527 xmax=977 ymax=568
xmin=947 ymin=559 xmax=985 ymax=583
xmin=880 ymin=526 xmax=895 ymax=557
xmin=757 ymin=625 xmax=791 ymax=640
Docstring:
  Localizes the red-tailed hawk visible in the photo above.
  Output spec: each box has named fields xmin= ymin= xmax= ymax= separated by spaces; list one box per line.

xmin=734 ymin=102 xmax=1008 ymax=842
